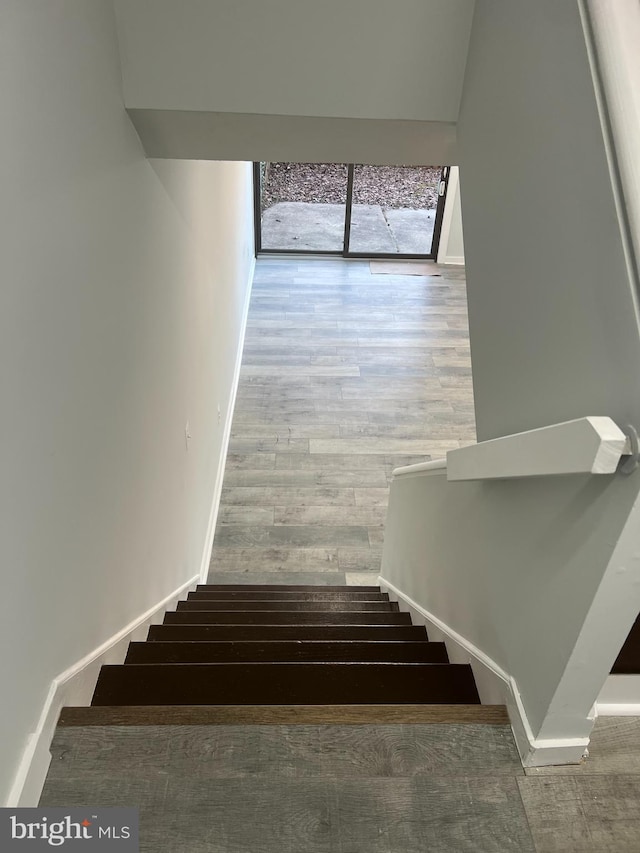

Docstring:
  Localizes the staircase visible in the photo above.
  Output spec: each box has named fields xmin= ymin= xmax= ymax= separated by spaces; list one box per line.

xmin=90 ymin=584 xmax=481 ymax=707
xmin=612 ymin=612 xmax=640 ymax=674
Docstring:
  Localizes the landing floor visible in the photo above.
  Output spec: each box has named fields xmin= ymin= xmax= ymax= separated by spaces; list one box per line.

xmin=210 ymin=257 xmax=475 ymax=584
xmin=40 ymin=716 xmax=640 ymax=852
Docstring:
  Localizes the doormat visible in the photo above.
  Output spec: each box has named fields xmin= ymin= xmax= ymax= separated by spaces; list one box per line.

xmin=370 ymin=261 xmax=440 ymax=276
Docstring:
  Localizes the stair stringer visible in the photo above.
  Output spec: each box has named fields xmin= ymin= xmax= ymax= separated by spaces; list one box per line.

xmin=379 ymin=576 xmax=590 ymax=768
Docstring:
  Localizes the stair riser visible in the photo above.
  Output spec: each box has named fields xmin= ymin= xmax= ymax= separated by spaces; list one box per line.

xmin=92 ymin=663 xmax=480 ymax=706
xmin=164 ymin=611 xmax=411 ymax=625
xmin=89 ymin=583 xmax=481 ymax=709
xmin=180 ymin=599 xmax=398 ymax=612
xmin=148 ymin=625 xmax=428 ymax=641
xmin=125 ymin=641 xmax=449 ymax=664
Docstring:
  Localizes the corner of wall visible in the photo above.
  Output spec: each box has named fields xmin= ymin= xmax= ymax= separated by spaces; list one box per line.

xmin=507 ymin=682 xmax=591 ymax=768
xmin=5 ymin=573 xmax=199 ymax=807
xmin=378 ymin=575 xmax=591 ymax=768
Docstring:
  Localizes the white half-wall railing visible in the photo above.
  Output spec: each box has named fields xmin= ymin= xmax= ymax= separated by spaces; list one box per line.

xmin=393 ymin=417 xmax=638 ymax=482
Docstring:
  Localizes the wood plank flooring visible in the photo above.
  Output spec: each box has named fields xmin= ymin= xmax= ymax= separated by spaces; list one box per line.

xmin=518 ymin=716 xmax=640 ymax=852
xmin=518 ymin=775 xmax=640 ymax=852
xmin=210 ymin=259 xmax=476 ymax=581
xmin=41 ymin=723 xmax=535 ymax=852
xmin=40 ymin=717 xmax=640 ymax=851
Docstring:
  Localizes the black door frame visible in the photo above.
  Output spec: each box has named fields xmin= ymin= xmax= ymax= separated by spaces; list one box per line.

xmin=253 ymin=163 xmax=450 ymax=261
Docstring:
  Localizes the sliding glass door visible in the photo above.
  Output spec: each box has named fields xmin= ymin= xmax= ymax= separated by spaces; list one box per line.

xmin=256 ymin=163 xmax=348 ymax=253
xmin=254 ymin=163 xmax=449 ymax=259
xmin=346 ymin=165 xmax=445 ymax=256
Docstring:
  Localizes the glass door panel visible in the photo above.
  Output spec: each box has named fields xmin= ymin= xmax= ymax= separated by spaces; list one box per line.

xmin=346 ymin=165 xmax=444 ymax=256
xmin=258 ymin=162 xmax=348 ymax=252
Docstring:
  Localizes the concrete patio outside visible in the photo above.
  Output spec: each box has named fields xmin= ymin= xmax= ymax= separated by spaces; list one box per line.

xmin=261 ymin=201 xmax=436 ymax=254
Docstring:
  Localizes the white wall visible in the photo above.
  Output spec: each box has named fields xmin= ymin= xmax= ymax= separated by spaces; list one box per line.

xmin=114 ymin=0 xmax=475 ymax=122
xmin=381 ymin=466 xmax=640 ymax=755
xmin=113 ymin=0 xmax=471 ymax=164
xmin=382 ymin=0 xmax=640 ymax=762
xmin=0 ymin=0 xmax=254 ymax=805
xmin=125 ymin=109 xmax=458 ymax=167
xmin=457 ymin=0 xmax=640 ymax=442
xmin=455 ymin=0 xmax=640 ymax=738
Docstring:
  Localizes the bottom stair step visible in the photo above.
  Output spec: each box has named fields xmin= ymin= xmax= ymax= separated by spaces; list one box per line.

xmin=92 ymin=662 xmax=480 ymax=706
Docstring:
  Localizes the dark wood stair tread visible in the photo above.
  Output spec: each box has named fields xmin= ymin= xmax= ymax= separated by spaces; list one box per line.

xmin=60 ymin=704 xmax=509 ymax=726
xmin=125 ymin=640 xmax=448 ymax=664
xmin=197 ymin=584 xmax=381 ymax=593
xmin=180 ymin=599 xmax=398 ymax=612
xmin=190 ymin=590 xmax=390 ymax=601
xmin=164 ymin=610 xmax=411 ymax=625
xmin=92 ymin=662 xmax=480 ymax=706
xmin=148 ymin=624 xmax=428 ymax=641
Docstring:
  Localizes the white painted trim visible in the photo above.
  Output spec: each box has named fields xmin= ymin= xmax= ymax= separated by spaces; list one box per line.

xmin=378 ymin=576 xmax=590 ymax=767
xmin=393 ymin=418 xmax=632 ymax=483
xmin=392 ymin=458 xmax=447 ymax=478
xmin=508 ymin=679 xmax=591 ymax=768
xmin=199 ymin=255 xmax=255 ymax=582
xmin=447 ymin=416 xmax=628 ymax=481
xmin=378 ymin=576 xmax=512 ymax=696
xmin=5 ymin=573 xmax=200 ymax=808
xmin=596 ymin=702 xmax=640 ymax=717
xmin=440 ymin=254 xmax=465 ymax=266
xmin=596 ymin=674 xmax=640 ymax=714
xmin=596 ymin=703 xmax=640 ymax=716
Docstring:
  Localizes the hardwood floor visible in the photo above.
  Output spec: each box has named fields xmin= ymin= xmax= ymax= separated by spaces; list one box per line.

xmin=209 ymin=258 xmax=476 ymax=582
xmin=519 ymin=717 xmax=640 ymax=852
xmin=41 ymin=722 xmax=535 ymax=852
xmin=40 ymin=717 xmax=640 ymax=852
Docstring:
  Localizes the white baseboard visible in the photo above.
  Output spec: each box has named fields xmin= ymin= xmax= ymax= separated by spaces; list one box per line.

xmin=441 ymin=255 xmax=465 ymax=266
xmin=596 ymin=674 xmax=640 ymax=715
xmin=376 ymin=578 xmax=511 ymax=704
xmin=199 ymin=255 xmax=255 ymax=583
xmin=5 ymin=573 xmax=199 ymax=808
xmin=378 ymin=576 xmax=590 ymax=767
xmin=507 ymin=680 xmax=590 ymax=767
xmin=596 ymin=703 xmax=640 ymax=715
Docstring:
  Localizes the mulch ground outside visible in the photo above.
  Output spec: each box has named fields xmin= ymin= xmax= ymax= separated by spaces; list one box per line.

xmin=262 ymin=163 xmax=442 ymax=211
